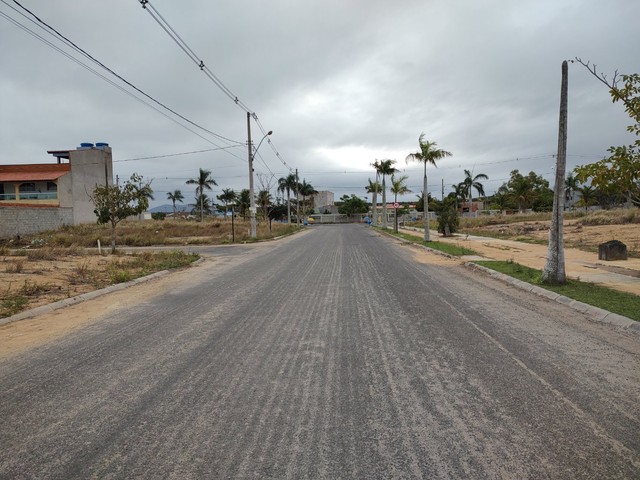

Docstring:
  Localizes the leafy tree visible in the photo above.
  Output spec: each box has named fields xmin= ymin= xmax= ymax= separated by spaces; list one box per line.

xmin=91 ymin=173 xmax=152 ymax=253
xmin=489 ymin=185 xmax=510 ymax=211
xmin=406 ymin=133 xmax=452 ymax=241
xmin=460 ymin=169 xmax=488 ymax=214
xmin=373 ymin=159 xmax=398 ymax=229
xmin=338 ymin=194 xmax=368 ymax=215
xmin=505 ymin=170 xmax=551 ymax=212
xmin=166 ymin=189 xmax=184 ymax=215
xmin=390 ymin=174 xmax=411 ymax=232
xmin=574 ymin=59 xmax=640 ymax=206
xmin=436 ymin=196 xmax=459 ymax=236
xmin=277 ymin=173 xmax=298 ymax=224
xmin=186 ymin=168 xmax=217 ymax=222
xmin=217 ymin=188 xmax=237 ymax=220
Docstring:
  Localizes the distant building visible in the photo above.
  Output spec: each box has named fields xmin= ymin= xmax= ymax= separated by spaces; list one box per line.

xmin=312 ymin=191 xmax=334 ymax=213
xmin=0 ymin=142 xmax=113 ymax=237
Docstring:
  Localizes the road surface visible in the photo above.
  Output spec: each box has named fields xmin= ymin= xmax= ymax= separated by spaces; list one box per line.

xmin=1 ymin=225 xmax=639 ymax=478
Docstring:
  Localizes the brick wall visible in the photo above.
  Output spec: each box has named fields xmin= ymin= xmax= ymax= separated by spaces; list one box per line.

xmin=0 ymin=206 xmax=74 ymax=238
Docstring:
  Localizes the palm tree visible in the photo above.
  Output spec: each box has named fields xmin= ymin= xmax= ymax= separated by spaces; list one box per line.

xmin=509 ymin=176 xmax=536 ymax=213
xmin=564 ymin=173 xmax=579 ymax=210
xmin=374 ymin=159 xmax=399 ymax=229
xmin=257 ymin=189 xmax=273 ymax=231
xmin=237 ymin=189 xmax=251 ymax=220
xmin=278 ymin=173 xmax=298 ymax=224
xmin=366 ymin=177 xmax=382 ymax=224
xmin=577 ymin=185 xmax=597 ymax=212
xmin=460 ymin=169 xmax=488 ymax=215
xmin=190 ymin=193 xmax=212 ymax=218
xmin=390 ymin=174 xmax=411 ymax=233
xmin=166 ymin=189 xmax=184 ymax=215
xmin=186 ymin=168 xmax=217 ymax=222
xmin=451 ymin=183 xmax=465 ymax=211
xmin=370 ymin=160 xmax=383 ymax=226
xmin=298 ymin=179 xmax=317 ymax=221
xmin=217 ymin=188 xmax=237 ymax=220
xmin=406 ymin=133 xmax=452 ymax=241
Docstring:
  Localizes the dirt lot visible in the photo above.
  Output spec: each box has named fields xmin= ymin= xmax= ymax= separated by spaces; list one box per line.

xmin=467 ymin=219 xmax=639 ymax=256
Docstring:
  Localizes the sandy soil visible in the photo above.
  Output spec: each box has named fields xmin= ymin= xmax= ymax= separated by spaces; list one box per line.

xmin=0 ymin=259 xmax=205 ymax=360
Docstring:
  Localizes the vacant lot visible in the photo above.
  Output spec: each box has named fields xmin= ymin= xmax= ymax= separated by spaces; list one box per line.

xmin=0 ymin=249 xmax=198 ymax=318
xmin=459 ymin=209 xmax=640 ymax=256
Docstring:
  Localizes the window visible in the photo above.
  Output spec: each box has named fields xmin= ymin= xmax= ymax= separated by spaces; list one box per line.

xmin=47 ymin=181 xmax=57 ymax=192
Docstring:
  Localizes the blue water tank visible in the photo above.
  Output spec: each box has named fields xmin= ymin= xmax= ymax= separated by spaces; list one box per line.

xmin=79 ymin=142 xmax=94 ymax=149
xmin=95 ymin=142 xmax=109 ymax=148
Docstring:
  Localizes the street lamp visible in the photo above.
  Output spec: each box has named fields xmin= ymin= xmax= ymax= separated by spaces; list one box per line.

xmin=247 ymin=115 xmax=272 ymax=238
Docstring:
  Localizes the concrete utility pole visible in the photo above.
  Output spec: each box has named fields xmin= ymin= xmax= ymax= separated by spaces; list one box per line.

xmin=543 ymin=60 xmax=568 ymax=284
xmin=295 ymin=168 xmax=300 ymax=225
xmin=247 ymin=112 xmax=272 ymax=239
xmin=247 ymin=112 xmax=257 ymax=238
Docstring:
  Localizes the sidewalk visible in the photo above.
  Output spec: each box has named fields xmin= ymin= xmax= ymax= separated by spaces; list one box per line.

xmin=399 ymin=227 xmax=640 ymax=296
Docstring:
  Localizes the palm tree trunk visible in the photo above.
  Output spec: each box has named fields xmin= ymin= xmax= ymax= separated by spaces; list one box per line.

xmin=382 ymin=176 xmax=388 ymax=229
xmin=372 ymin=190 xmax=378 ymax=226
xmin=423 ymin=164 xmax=430 ymax=241
xmin=286 ymin=190 xmax=291 ymax=224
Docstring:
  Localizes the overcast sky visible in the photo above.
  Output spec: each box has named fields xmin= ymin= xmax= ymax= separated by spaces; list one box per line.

xmin=1 ymin=0 xmax=639 ymax=207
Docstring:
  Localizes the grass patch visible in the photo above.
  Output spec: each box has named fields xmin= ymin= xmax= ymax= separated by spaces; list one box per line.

xmin=475 ymin=260 xmax=640 ymax=321
xmin=384 ymin=229 xmax=478 ymax=256
xmin=1 ymin=295 xmax=27 ymax=317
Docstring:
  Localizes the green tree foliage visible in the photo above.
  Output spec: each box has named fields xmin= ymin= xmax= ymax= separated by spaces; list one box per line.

xmin=237 ymin=189 xmax=251 ymax=220
xmin=504 ymin=170 xmax=553 ymax=212
xmin=459 ymin=169 xmax=488 ymax=213
xmin=574 ymin=59 xmax=640 ymax=206
xmin=186 ymin=168 xmax=217 ymax=222
xmin=298 ymin=179 xmax=318 ymax=217
xmin=166 ymin=189 xmax=184 ymax=215
xmin=406 ymin=133 xmax=452 ymax=241
xmin=436 ymin=197 xmax=459 ymax=236
xmin=278 ymin=173 xmax=298 ymax=223
xmin=338 ymin=195 xmax=368 ymax=215
xmin=391 ymin=174 xmax=411 ymax=233
xmin=217 ymin=188 xmax=237 ymax=219
xmin=91 ymin=173 xmax=152 ymax=253
xmin=191 ymin=193 xmax=213 ymax=218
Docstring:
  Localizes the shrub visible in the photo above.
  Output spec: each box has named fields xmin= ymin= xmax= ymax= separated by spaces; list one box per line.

xmin=151 ymin=212 xmax=166 ymax=220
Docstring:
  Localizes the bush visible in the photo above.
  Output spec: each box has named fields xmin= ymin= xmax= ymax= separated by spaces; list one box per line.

xmin=436 ymin=199 xmax=459 ymax=236
xmin=151 ymin=212 xmax=166 ymax=220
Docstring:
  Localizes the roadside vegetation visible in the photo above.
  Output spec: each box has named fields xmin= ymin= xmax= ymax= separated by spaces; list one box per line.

xmin=474 ymin=260 xmax=640 ymax=321
xmin=0 ymin=250 xmax=198 ymax=318
xmin=1 ymin=219 xmax=300 ymax=250
xmin=383 ymin=229 xmax=477 ymax=256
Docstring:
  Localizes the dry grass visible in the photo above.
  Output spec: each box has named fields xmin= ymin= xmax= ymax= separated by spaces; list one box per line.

xmin=3 ymin=219 xmax=299 ymax=249
xmin=0 ymin=251 xmax=199 ymax=318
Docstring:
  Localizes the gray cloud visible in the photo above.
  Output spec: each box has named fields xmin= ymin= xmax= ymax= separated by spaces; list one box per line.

xmin=1 ymin=0 xmax=638 ymax=204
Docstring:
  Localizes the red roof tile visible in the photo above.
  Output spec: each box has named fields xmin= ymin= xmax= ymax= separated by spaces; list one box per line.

xmin=0 ymin=164 xmax=70 ymax=182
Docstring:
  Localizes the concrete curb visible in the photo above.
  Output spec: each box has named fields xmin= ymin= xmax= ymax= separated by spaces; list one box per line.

xmin=466 ymin=262 xmax=640 ymax=334
xmin=379 ymin=228 xmax=639 ymax=334
xmin=0 ymin=257 xmax=205 ymax=327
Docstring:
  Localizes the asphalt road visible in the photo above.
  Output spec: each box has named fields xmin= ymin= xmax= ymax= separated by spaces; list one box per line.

xmin=1 ymin=225 xmax=639 ymax=479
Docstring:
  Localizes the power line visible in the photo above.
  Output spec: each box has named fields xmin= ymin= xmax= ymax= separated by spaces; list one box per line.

xmin=139 ymin=1 xmax=294 ymax=173
xmin=2 ymin=0 xmax=245 ymax=150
